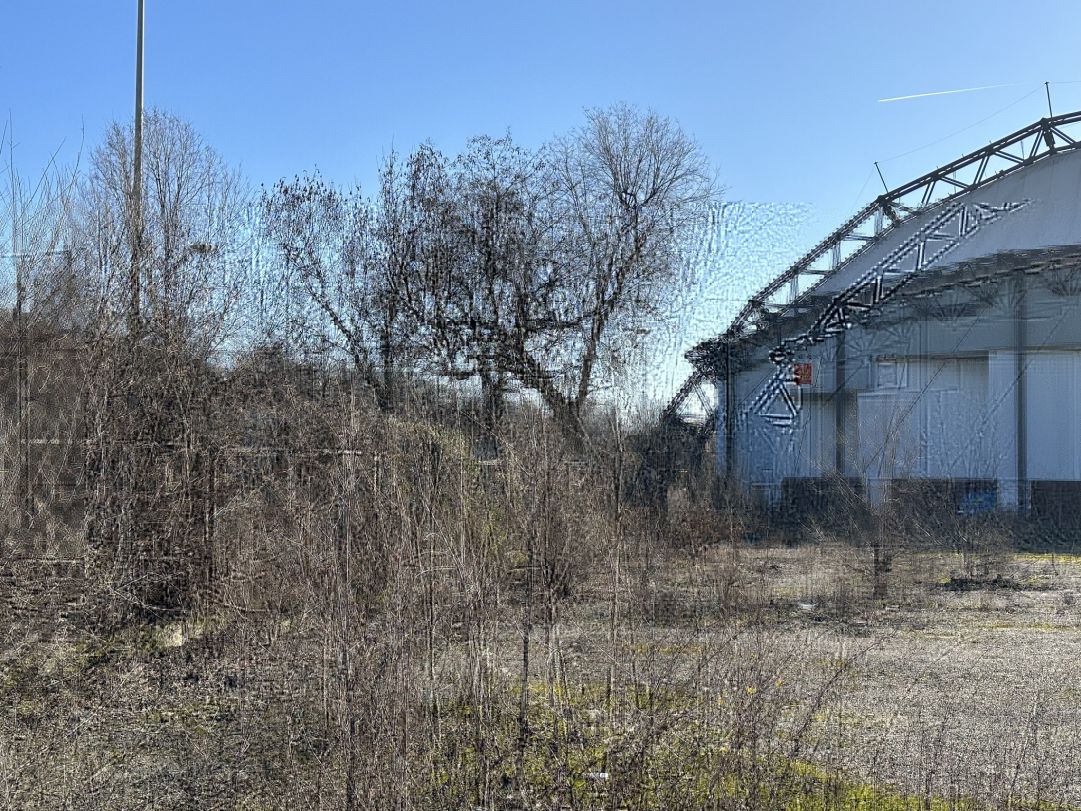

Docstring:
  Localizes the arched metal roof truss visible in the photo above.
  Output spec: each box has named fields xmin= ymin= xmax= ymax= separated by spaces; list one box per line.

xmin=663 ymin=110 xmax=1081 ymax=428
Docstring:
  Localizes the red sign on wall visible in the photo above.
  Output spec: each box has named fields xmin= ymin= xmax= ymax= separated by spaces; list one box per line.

xmin=793 ymin=362 xmax=813 ymax=386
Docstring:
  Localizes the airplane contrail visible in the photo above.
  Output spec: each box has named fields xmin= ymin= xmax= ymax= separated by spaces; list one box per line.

xmin=878 ymin=83 xmax=1019 ymax=103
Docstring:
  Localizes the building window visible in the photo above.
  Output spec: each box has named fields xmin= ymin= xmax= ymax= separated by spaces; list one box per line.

xmin=877 ymin=359 xmax=907 ymax=389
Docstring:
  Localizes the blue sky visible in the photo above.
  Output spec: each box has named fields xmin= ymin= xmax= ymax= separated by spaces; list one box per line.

xmin=4 ymin=0 xmax=1081 ymax=399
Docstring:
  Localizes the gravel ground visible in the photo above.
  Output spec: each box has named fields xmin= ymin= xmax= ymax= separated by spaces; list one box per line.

xmin=544 ymin=544 xmax=1081 ymax=807
xmin=723 ymin=546 xmax=1081 ymax=807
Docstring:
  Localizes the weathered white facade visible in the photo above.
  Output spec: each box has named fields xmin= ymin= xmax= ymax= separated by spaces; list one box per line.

xmin=701 ymin=115 xmax=1081 ymax=515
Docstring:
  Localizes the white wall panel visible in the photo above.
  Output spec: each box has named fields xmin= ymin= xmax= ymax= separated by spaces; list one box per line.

xmin=1025 ymin=351 xmax=1081 ymax=480
xmin=856 ymin=356 xmax=993 ymax=482
xmin=791 ymin=398 xmax=834 ymax=478
xmin=988 ymin=350 xmax=1020 ymax=506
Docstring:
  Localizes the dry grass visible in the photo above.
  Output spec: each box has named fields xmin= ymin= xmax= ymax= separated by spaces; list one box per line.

xmin=6 ymin=513 xmax=1081 ymax=809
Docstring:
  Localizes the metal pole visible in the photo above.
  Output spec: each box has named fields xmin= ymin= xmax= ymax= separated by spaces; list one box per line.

xmin=131 ymin=0 xmax=145 ymax=332
xmin=1045 ymin=82 xmax=1053 ymax=118
xmin=874 ymin=161 xmax=889 ymax=194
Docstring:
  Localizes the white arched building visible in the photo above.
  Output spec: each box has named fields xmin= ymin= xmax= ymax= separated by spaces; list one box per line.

xmin=667 ymin=111 xmax=1081 ymax=519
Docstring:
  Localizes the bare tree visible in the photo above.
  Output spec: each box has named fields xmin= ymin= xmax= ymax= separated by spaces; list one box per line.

xmin=376 ymin=136 xmax=552 ymax=430
xmin=387 ymin=108 xmax=715 ymax=436
xmin=83 ymin=110 xmax=249 ymax=347
xmin=534 ymin=104 xmax=715 ymax=432
xmin=76 ymin=110 xmax=250 ymax=617
xmin=260 ymin=174 xmax=412 ymax=408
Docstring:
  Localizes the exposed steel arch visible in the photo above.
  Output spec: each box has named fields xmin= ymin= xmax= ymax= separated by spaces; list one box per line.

xmin=663 ymin=110 xmax=1081 ymax=429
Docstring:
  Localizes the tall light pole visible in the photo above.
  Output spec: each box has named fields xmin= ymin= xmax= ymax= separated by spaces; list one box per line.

xmin=131 ymin=0 xmax=145 ymax=333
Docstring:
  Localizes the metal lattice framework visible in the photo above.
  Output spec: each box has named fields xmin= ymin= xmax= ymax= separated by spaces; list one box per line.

xmin=748 ymin=198 xmax=1029 ymax=430
xmin=663 ymin=110 xmax=1081 ymax=431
